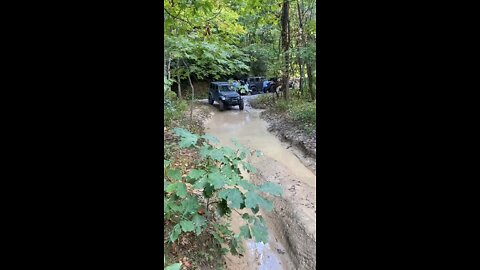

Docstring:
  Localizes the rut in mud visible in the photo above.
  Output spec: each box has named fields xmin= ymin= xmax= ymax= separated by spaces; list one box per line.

xmin=202 ymin=96 xmax=316 ymax=270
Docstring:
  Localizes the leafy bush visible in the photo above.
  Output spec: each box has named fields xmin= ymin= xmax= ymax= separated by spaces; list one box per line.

xmin=164 ymin=90 xmax=187 ymax=127
xmin=164 ymin=128 xmax=283 ymax=256
xmin=250 ymin=95 xmax=316 ymax=133
xmin=249 ymin=94 xmax=272 ymax=109
xmin=289 ymin=101 xmax=316 ymax=132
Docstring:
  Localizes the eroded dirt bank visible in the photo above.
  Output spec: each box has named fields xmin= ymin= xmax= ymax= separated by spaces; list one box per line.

xmin=201 ymin=98 xmax=316 ymax=269
xmin=250 ymin=95 xmax=317 ymax=174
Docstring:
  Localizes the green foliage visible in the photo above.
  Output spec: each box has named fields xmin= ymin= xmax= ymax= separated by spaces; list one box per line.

xmin=165 ymin=17 xmax=251 ymax=83
xmin=164 ymin=90 xmax=187 ymax=127
xmin=164 ymin=128 xmax=283 ymax=255
xmin=164 ymin=263 xmax=181 ymax=270
xmin=289 ymin=101 xmax=316 ymax=130
xmin=164 ymin=255 xmax=182 ymax=270
xmin=249 ymin=94 xmax=272 ymax=109
xmin=250 ymin=95 xmax=316 ymax=132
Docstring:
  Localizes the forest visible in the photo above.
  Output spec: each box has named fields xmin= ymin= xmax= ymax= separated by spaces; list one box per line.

xmin=164 ymin=0 xmax=316 ymax=269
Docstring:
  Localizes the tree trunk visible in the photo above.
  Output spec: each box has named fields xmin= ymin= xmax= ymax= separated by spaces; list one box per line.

xmin=306 ymin=62 xmax=314 ymax=100
xmin=176 ymin=59 xmax=182 ymax=99
xmin=297 ymin=0 xmax=312 ymax=100
xmin=281 ymin=0 xmax=290 ymax=100
xmin=188 ymin=74 xmax=194 ymax=122
xmin=306 ymin=8 xmax=315 ymax=100
xmin=182 ymin=59 xmax=195 ymax=123
xmin=296 ymin=0 xmax=305 ymax=95
xmin=167 ymin=57 xmax=171 ymax=80
xmin=297 ymin=56 xmax=304 ymax=94
xmin=164 ymin=51 xmax=167 ymax=79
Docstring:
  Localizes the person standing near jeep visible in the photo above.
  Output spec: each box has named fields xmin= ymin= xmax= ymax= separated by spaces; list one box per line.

xmin=232 ymin=80 xmax=239 ymax=88
xmin=262 ymin=79 xmax=269 ymax=93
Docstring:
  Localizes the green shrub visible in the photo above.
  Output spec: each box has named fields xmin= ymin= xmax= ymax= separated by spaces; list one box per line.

xmin=249 ymin=94 xmax=272 ymax=109
xmin=289 ymin=101 xmax=316 ymax=132
xmin=164 ymin=91 xmax=187 ymax=126
xmin=164 ymin=128 xmax=283 ymax=256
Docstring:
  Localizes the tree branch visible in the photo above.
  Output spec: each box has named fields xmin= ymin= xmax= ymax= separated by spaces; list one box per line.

xmin=164 ymin=7 xmax=194 ymax=27
xmin=204 ymin=9 xmax=223 ymax=22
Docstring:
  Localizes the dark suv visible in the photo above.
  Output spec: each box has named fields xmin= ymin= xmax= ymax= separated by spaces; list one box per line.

xmin=246 ymin=77 xmax=265 ymax=93
xmin=208 ymin=82 xmax=244 ymax=111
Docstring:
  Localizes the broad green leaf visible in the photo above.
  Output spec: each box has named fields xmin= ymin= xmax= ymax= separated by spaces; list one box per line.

xmin=166 ymin=198 xmax=182 ymax=212
xmin=202 ymin=134 xmax=219 ymax=144
xmin=173 ymin=128 xmax=198 ymax=148
xmin=259 ymin=182 xmax=283 ymax=196
xmin=218 ymin=188 xmax=243 ymax=209
xmin=221 ymin=147 xmax=237 ymax=159
xmin=167 ymin=169 xmax=182 ymax=181
xmin=209 ymin=149 xmax=225 ymax=162
xmin=239 ymin=224 xmax=251 ymax=239
xmin=164 ymin=160 xmax=170 ymax=168
xmin=192 ymin=214 xmax=207 ymax=235
xmin=166 ymin=182 xmax=188 ymax=198
xmin=193 ymin=176 xmax=208 ymax=189
xmin=164 ymin=197 xmax=169 ymax=213
xmin=164 ymin=263 xmax=182 ymax=270
xmin=166 ymin=183 xmax=176 ymax=193
xmin=169 ymin=224 xmax=182 ymax=242
xmin=199 ymin=145 xmax=211 ymax=159
xmin=221 ymin=165 xmax=236 ymax=181
xmin=187 ymin=169 xmax=206 ymax=181
xmin=181 ymin=196 xmax=199 ymax=215
xmin=203 ymin=183 xmax=215 ymax=198
xmin=251 ymin=219 xmax=268 ymax=243
xmin=180 ymin=220 xmax=195 ymax=232
xmin=245 ymin=191 xmax=273 ymax=211
xmin=207 ymin=172 xmax=225 ymax=189
xmin=176 ymin=183 xmax=187 ymax=198
xmin=229 ymin=237 xmax=239 ymax=255
xmin=242 ymin=162 xmax=257 ymax=173
xmin=237 ymin=179 xmax=255 ymax=191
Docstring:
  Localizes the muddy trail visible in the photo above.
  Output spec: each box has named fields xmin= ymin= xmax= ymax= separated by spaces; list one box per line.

xmin=200 ymin=95 xmax=316 ymax=270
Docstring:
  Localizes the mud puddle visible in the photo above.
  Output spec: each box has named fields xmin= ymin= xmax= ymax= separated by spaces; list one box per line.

xmin=203 ymin=97 xmax=316 ymax=270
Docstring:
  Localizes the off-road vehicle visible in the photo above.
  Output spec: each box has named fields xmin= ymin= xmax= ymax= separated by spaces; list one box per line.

xmin=246 ymin=76 xmax=265 ymax=94
xmin=208 ymin=82 xmax=244 ymax=111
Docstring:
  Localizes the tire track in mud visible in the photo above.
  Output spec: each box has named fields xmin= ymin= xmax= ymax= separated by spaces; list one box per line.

xmin=201 ymin=96 xmax=316 ymax=269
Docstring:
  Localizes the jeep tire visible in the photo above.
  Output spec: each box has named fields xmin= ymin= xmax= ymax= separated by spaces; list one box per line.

xmin=239 ymin=100 xmax=244 ymax=110
xmin=208 ymin=95 xmax=214 ymax=105
xmin=219 ymin=101 xmax=225 ymax=111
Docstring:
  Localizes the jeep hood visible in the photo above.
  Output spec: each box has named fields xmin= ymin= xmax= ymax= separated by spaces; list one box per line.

xmin=219 ymin=91 xmax=240 ymax=98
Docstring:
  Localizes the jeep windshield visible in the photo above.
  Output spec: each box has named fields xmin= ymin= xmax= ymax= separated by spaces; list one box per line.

xmin=219 ymin=85 xmax=234 ymax=91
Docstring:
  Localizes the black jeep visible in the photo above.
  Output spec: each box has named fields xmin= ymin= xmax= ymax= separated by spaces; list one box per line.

xmin=208 ymin=82 xmax=244 ymax=111
xmin=246 ymin=76 xmax=265 ymax=94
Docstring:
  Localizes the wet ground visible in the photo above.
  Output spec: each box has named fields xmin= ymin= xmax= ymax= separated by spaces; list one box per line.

xmin=201 ymin=95 xmax=317 ymax=270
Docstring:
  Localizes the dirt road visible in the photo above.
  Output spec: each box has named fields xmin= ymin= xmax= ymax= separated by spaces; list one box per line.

xmin=201 ymin=95 xmax=316 ymax=270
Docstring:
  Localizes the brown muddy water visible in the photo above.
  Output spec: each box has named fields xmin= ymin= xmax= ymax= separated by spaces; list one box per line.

xmin=203 ymin=96 xmax=316 ymax=270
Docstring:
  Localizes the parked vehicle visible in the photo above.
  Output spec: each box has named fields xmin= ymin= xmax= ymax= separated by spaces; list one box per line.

xmin=246 ymin=77 xmax=265 ymax=94
xmin=208 ymin=82 xmax=244 ymax=111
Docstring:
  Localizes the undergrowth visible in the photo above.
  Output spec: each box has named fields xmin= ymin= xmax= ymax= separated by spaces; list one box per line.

xmin=164 ymin=128 xmax=283 ymax=269
xmin=250 ymin=94 xmax=316 ymax=133
xmin=164 ymin=90 xmax=188 ymax=127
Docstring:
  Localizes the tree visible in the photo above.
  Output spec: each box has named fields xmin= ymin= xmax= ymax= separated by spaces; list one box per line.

xmin=281 ymin=0 xmax=290 ymax=100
